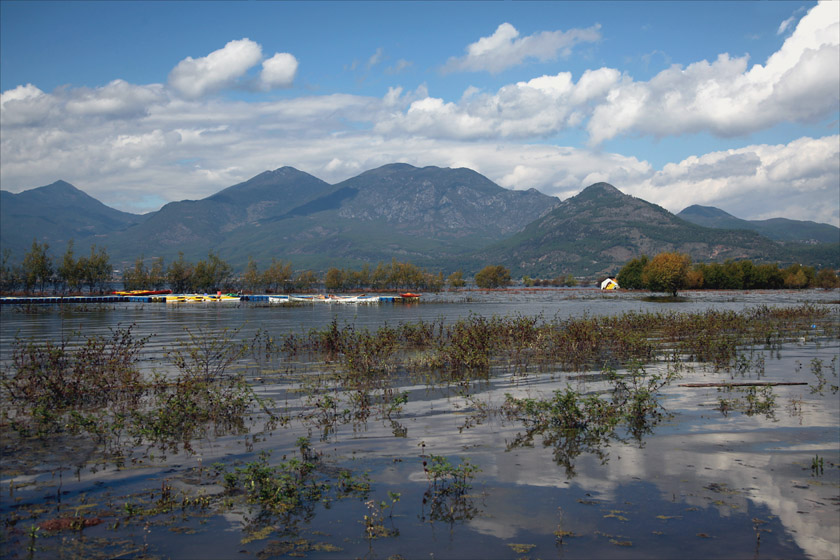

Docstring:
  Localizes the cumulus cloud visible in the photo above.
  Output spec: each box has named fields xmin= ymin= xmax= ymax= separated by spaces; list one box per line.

xmin=442 ymin=22 xmax=602 ymax=74
xmin=587 ymin=0 xmax=839 ymax=143
xmin=259 ymin=53 xmax=298 ymax=89
xmin=376 ymin=68 xmax=622 ymax=139
xmin=167 ymin=38 xmax=299 ymax=98
xmin=65 ymin=80 xmax=166 ymax=118
xmin=0 ymin=84 xmax=57 ymax=126
xmin=376 ymin=2 xmax=838 ymax=146
xmin=627 ymin=135 xmax=840 ymax=224
xmin=168 ymin=38 xmax=264 ymax=98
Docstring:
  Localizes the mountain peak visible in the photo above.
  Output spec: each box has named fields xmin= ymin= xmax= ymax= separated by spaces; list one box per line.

xmin=581 ymin=182 xmax=622 ymax=195
xmin=680 ymin=205 xmax=735 ymax=219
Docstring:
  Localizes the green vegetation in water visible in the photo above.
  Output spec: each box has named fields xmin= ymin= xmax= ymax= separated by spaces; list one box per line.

xmin=501 ymin=363 xmax=673 ymax=476
xmin=0 ymin=302 xmax=836 ymax=558
xmin=0 ymin=325 xmax=279 ymax=463
xmin=420 ymin=453 xmax=482 ymax=525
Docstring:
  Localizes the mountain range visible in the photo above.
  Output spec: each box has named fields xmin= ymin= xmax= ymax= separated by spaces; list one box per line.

xmin=677 ymin=205 xmax=839 ymax=244
xmin=1 ymin=164 xmax=837 ymax=277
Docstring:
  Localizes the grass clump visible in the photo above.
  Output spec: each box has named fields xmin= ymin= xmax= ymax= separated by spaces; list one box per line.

xmin=1 ymin=325 xmax=277 ymax=460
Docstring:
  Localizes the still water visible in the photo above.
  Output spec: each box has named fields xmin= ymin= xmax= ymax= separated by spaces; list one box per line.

xmin=1 ymin=288 xmax=838 ymax=559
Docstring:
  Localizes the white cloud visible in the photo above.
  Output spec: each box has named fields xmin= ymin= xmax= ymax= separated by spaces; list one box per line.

xmin=627 ymin=135 xmax=840 ymax=225
xmin=374 ymin=2 xmax=838 ymax=146
xmin=588 ymin=1 xmax=840 ymax=143
xmin=0 ymin=84 xmax=56 ymax=126
xmin=259 ymin=52 xmax=298 ymax=89
xmin=65 ymin=80 xmax=165 ymax=118
xmin=168 ymin=38 xmax=264 ymax=98
xmin=442 ymin=22 xmax=602 ymax=74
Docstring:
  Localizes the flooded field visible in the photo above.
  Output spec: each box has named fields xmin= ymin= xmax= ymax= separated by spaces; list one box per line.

xmin=1 ymin=288 xmax=838 ymax=559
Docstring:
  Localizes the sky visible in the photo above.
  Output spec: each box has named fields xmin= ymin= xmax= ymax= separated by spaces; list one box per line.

xmin=1 ymin=1 xmax=838 ymax=226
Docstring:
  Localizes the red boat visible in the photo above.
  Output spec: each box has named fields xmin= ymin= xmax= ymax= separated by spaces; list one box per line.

xmin=399 ymin=292 xmax=421 ymax=299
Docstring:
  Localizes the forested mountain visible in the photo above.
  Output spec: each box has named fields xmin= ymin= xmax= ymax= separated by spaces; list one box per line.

xmin=2 ymin=170 xmax=836 ymax=276
xmin=678 ymin=205 xmax=839 ymax=244
xmin=0 ymin=180 xmax=146 ymax=257
xmin=476 ymin=183 xmax=808 ymax=277
xmin=1 ymin=165 xmax=558 ymax=271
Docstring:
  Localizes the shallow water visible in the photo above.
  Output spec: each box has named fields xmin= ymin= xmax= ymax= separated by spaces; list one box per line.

xmin=1 ymin=288 xmax=838 ymax=559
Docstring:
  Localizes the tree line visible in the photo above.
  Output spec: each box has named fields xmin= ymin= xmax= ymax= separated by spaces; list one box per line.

xmin=617 ymin=253 xmax=840 ymax=296
xmin=0 ymin=241 xmax=469 ymax=295
xmin=3 ymin=241 xmax=838 ymax=296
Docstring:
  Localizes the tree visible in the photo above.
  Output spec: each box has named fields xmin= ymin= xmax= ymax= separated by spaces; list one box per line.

xmin=21 ymin=239 xmax=53 ymax=293
xmin=294 ymin=270 xmax=318 ymax=292
xmin=617 ymin=255 xmax=649 ymax=290
xmin=447 ymin=270 xmax=466 ymax=289
xmin=57 ymin=240 xmax=83 ymax=293
xmin=148 ymin=257 xmax=166 ymax=289
xmin=0 ymin=248 xmax=20 ymax=293
xmin=262 ymin=258 xmax=292 ymax=293
xmin=122 ymin=254 xmax=148 ymax=291
xmin=242 ymin=257 xmax=261 ymax=293
xmin=192 ymin=252 xmax=232 ymax=292
xmin=642 ymin=252 xmax=691 ymax=296
xmin=815 ymin=268 xmax=840 ymax=289
xmin=78 ymin=244 xmax=112 ymax=294
xmin=474 ymin=265 xmax=511 ymax=289
xmin=167 ymin=252 xmax=193 ymax=293
xmin=324 ymin=267 xmax=345 ymax=291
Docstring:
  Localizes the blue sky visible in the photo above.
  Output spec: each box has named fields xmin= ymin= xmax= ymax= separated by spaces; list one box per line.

xmin=1 ymin=1 xmax=838 ymax=225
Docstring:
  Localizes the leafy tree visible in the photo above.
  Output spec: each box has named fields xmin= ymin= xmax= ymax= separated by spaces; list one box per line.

xmin=294 ymin=270 xmax=318 ymax=292
xmin=78 ymin=244 xmax=112 ymax=294
xmin=642 ymin=252 xmax=691 ymax=296
xmin=0 ymin=248 xmax=20 ymax=293
xmin=617 ymin=255 xmax=649 ymax=290
xmin=815 ymin=268 xmax=840 ymax=289
xmin=324 ymin=267 xmax=345 ymax=291
xmin=474 ymin=265 xmax=511 ymax=289
xmin=122 ymin=255 xmax=148 ymax=291
xmin=242 ymin=257 xmax=261 ymax=293
xmin=21 ymin=239 xmax=53 ymax=293
xmin=148 ymin=257 xmax=166 ymax=289
xmin=57 ymin=240 xmax=83 ymax=293
xmin=262 ymin=258 xmax=292 ymax=293
xmin=754 ymin=263 xmax=784 ymax=289
xmin=424 ymin=271 xmax=444 ymax=292
xmin=167 ymin=252 xmax=193 ymax=294
xmin=192 ymin=252 xmax=233 ymax=292
xmin=447 ymin=270 xmax=466 ymax=289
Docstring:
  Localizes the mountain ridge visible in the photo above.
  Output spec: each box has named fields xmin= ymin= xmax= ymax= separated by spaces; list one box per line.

xmin=476 ymin=182 xmax=807 ymax=277
xmin=678 ymin=204 xmax=839 ymax=244
xmin=2 ymin=169 xmax=836 ymax=275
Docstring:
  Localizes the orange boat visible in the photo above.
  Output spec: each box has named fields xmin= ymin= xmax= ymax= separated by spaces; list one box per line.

xmin=400 ymin=292 xmax=421 ymax=298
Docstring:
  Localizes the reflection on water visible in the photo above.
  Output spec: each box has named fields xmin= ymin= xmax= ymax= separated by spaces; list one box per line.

xmin=1 ymin=288 xmax=838 ymax=559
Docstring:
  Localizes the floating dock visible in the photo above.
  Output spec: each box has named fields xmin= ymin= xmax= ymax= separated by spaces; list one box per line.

xmin=1 ymin=293 xmax=422 ymax=305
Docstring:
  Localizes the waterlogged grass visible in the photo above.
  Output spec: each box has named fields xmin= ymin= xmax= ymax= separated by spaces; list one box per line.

xmin=1 ymin=302 xmax=837 ymax=558
xmin=1 ymin=325 xmax=279 ymax=463
xmin=501 ymin=363 xmax=673 ymax=477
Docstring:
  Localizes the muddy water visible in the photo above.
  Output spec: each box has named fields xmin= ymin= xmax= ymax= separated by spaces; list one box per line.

xmin=1 ymin=288 xmax=838 ymax=559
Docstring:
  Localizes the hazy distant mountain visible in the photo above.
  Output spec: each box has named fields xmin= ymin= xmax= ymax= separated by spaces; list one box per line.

xmin=0 ymin=180 xmax=145 ymax=257
xmin=678 ymin=205 xmax=839 ymax=244
xmin=477 ymin=183 xmax=791 ymax=277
